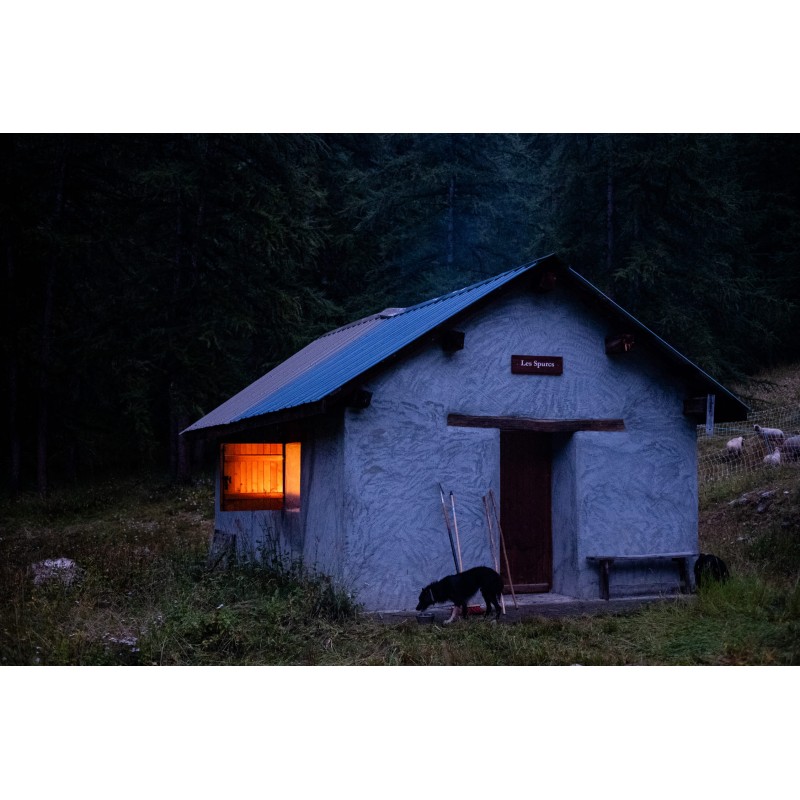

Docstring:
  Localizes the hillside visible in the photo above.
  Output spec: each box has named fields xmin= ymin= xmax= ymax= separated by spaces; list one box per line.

xmin=731 ymin=362 xmax=800 ymax=410
xmin=697 ymin=363 xmax=800 ymax=580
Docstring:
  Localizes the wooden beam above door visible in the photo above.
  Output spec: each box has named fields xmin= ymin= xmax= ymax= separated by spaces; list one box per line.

xmin=447 ymin=414 xmax=625 ymax=432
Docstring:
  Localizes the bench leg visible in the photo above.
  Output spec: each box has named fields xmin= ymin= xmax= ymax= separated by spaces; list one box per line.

xmin=675 ymin=557 xmax=690 ymax=594
xmin=600 ymin=559 xmax=611 ymax=601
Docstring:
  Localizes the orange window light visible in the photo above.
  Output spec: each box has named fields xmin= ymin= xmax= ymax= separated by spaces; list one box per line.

xmin=221 ymin=443 xmax=301 ymax=511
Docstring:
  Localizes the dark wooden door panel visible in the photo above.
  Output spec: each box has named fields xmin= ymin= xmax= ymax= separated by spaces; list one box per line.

xmin=500 ymin=431 xmax=552 ymax=591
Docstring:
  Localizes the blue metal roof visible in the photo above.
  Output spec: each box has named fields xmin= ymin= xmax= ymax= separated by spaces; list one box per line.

xmin=184 ymin=256 xmax=550 ymax=433
xmin=183 ymin=253 xmax=747 ymax=434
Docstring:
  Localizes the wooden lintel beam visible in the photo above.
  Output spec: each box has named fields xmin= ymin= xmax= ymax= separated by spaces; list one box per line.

xmin=447 ymin=414 xmax=625 ymax=432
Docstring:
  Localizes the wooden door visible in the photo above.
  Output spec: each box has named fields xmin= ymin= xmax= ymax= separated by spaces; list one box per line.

xmin=500 ymin=431 xmax=552 ymax=592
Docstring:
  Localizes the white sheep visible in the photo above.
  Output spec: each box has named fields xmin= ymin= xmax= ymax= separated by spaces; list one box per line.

xmin=779 ymin=435 xmax=800 ymax=462
xmin=726 ymin=436 xmax=744 ymax=457
xmin=764 ymin=447 xmax=781 ymax=466
xmin=754 ymin=424 xmax=785 ymax=446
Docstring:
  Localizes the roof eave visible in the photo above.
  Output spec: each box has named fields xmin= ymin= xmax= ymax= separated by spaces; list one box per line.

xmin=181 ymin=398 xmax=331 ymax=440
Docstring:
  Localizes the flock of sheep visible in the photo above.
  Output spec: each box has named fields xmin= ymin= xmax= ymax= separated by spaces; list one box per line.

xmin=726 ymin=424 xmax=800 ymax=465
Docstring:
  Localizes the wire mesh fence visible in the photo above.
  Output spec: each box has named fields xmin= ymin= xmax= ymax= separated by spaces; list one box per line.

xmin=697 ymin=405 xmax=800 ymax=484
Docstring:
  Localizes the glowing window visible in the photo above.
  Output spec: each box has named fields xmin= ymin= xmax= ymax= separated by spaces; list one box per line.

xmin=220 ymin=443 xmax=301 ymax=511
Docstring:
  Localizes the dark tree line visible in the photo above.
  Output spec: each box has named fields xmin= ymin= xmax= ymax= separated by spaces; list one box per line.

xmin=2 ymin=133 xmax=799 ymax=493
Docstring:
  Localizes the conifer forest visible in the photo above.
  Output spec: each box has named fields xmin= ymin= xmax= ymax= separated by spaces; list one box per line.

xmin=3 ymin=133 xmax=800 ymax=493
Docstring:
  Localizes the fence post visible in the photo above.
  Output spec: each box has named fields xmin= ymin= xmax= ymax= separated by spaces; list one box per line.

xmin=705 ymin=394 xmax=716 ymax=436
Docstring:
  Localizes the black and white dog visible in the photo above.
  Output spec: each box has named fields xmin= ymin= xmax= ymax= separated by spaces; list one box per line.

xmin=416 ymin=566 xmax=504 ymax=623
xmin=694 ymin=553 xmax=730 ymax=588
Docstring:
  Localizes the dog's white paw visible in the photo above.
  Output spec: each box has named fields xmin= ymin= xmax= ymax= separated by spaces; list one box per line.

xmin=444 ymin=607 xmax=460 ymax=625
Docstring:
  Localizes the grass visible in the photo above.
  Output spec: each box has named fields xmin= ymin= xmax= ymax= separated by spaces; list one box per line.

xmin=0 ymin=475 xmax=361 ymax=666
xmin=2 ymin=460 xmax=799 ymax=666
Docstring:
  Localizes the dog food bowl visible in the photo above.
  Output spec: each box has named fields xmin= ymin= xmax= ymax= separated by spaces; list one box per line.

xmin=416 ymin=612 xmax=435 ymax=625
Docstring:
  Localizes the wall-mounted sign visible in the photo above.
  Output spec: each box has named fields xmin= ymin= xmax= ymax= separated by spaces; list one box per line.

xmin=511 ymin=355 xmax=563 ymax=375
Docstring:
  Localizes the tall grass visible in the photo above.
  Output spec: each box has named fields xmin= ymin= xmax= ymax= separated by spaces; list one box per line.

xmin=0 ymin=476 xmax=362 ymax=665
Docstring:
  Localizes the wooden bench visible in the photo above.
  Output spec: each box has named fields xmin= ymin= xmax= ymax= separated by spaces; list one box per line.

xmin=586 ymin=553 xmax=695 ymax=600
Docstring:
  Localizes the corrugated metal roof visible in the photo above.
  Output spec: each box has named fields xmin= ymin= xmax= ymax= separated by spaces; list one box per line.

xmin=183 ymin=256 xmax=549 ymax=433
xmin=183 ymin=253 xmax=748 ymax=434
xmin=182 ymin=311 xmax=387 ymax=432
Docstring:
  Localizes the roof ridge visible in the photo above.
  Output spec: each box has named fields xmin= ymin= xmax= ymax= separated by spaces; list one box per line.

xmin=397 ymin=261 xmax=536 ymax=317
xmin=321 ymin=311 xmax=385 ymax=337
xmin=324 ymin=257 xmax=552 ymax=336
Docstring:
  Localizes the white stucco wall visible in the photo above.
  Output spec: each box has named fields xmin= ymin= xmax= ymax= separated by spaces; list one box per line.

xmin=339 ymin=288 xmax=698 ymax=610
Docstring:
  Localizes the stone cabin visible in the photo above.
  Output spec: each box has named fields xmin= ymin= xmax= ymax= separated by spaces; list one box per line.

xmin=183 ymin=254 xmax=747 ymax=611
